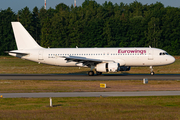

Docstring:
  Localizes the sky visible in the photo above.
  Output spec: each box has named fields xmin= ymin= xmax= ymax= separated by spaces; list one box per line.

xmin=1 ymin=0 xmax=180 ymax=12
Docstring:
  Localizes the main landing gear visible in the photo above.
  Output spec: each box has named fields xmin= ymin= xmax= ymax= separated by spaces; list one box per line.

xmin=88 ymin=71 xmax=102 ymax=76
xmin=88 ymin=71 xmax=94 ymax=76
xmin=150 ymin=66 xmax=154 ymax=75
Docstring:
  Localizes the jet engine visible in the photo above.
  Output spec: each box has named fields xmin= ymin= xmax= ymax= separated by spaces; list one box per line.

xmin=95 ymin=62 xmax=120 ymax=72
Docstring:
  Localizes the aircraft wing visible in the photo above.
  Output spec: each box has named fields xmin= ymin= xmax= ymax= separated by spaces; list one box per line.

xmin=60 ymin=56 xmax=114 ymax=67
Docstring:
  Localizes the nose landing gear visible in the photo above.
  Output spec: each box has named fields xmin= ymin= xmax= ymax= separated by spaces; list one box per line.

xmin=150 ymin=66 xmax=154 ymax=75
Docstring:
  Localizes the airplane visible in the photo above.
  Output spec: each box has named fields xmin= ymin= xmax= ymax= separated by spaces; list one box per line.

xmin=7 ymin=22 xmax=175 ymax=76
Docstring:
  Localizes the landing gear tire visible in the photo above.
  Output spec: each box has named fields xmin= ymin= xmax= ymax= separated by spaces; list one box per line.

xmin=150 ymin=66 xmax=154 ymax=76
xmin=150 ymin=72 xmax=155 ymax=76
xmin=88 ymin=71 xmax=94 ymax=76
xmin=96 ymin=72 xmax=102 ymax=75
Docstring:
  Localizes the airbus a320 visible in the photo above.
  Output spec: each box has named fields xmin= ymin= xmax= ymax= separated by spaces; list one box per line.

xmin=7 ymin=22 xmax=175 ymax=76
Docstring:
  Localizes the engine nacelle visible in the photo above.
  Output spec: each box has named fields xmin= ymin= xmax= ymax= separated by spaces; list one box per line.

xmin=96 ymin=62 xmax=120 ymax=73
xmin=119 ymin=66 xmax=131 ymax=71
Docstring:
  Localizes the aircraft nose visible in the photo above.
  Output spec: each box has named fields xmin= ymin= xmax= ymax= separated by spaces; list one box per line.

xmin=168 ymin=56 xmax=175 ymax=64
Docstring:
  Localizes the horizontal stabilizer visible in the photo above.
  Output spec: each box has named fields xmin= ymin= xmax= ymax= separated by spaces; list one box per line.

xmin=5 ymin=51 xmax=29 ymax=56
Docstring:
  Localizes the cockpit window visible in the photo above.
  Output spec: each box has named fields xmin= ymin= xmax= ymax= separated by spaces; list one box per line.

xmin=159 ymin=52 xmax=168 ymax=55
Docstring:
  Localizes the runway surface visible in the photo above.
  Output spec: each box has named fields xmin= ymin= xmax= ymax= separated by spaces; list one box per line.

xmin=1 ymin=91 xmax=180 ymax=98
xmin=0 ymin=74 xmax=180 ymax=80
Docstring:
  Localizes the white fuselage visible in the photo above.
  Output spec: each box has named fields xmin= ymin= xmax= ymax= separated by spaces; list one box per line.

xmin=9 ymin=22 xmax=176 ymax=75
xmin=9 ymin=47 xmax=175 ymax=67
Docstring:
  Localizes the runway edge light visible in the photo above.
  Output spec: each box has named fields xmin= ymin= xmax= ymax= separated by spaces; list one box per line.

xmin=0 ymin=95 xmax=3 ymax=98
xmin=100 ymin=83 xmax=106 ymax=88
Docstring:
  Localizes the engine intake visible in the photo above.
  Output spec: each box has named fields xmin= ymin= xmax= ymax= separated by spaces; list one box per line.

xmin=96 ymin=62 xmax=120 ymax=73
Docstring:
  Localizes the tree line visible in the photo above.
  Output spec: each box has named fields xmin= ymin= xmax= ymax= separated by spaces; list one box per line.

xmin=0 ymin=0 xmax=180 ymax=55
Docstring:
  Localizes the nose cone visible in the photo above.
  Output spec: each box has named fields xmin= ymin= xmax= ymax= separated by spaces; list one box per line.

xmin=167 ymin=56 xmax=175 ymax=64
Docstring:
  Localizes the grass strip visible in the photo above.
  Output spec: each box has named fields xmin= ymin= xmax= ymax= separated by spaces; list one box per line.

xmin=0 ymin=80 xmax=180 ymax=93
xmin=0 ymin=96 xmax=180 ymax=120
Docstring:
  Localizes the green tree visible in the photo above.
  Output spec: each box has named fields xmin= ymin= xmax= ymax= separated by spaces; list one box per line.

xmin=40 ymin=17 xmax=52 ymax=48
xmin=32 ymin=6 xmax=41 ymax=44
xmin=51 ymin=3 xmax=70 ymax=48
xmin=18 ymin=7 xmax=34 ymax=37
xmin=0 ymin=8 xmax=17 ymax=55
xmin=0 ymin=1 xmax=180 ymax=55
xmin=145 ymin=17 xmax=162 ymax=47
xmin=39 ymin=7 xmax=55 ymax=47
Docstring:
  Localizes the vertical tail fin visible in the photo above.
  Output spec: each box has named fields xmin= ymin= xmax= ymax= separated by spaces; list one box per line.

xmin=11 ymin=22 xmax=42 ymax=50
